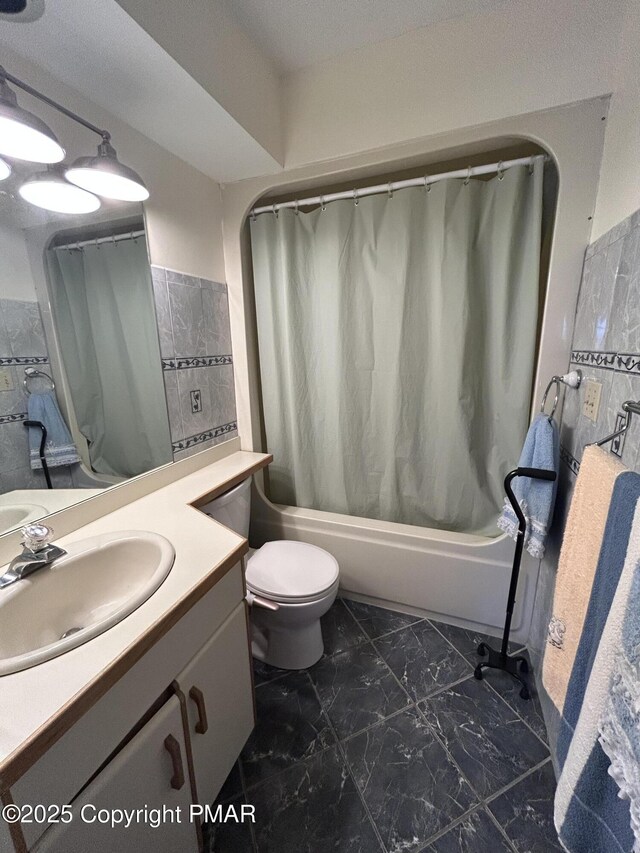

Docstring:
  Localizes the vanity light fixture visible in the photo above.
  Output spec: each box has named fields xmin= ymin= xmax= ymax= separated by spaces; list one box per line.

xmin=0 ymin=65 xmax=150 ymax=208
xmin=66 ymin=136 xmax=149 ymax=202
xmin=19 ymin=168 xmax=100 ymax=214
xmin=0 ymin=157 xmax=11 ymax=180
xmin=0 ymin=73 xmax=65 ymax=164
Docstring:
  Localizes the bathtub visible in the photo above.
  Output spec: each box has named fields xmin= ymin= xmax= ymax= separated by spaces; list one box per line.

xmin=249 ymin=477 xmax=539 ymax=646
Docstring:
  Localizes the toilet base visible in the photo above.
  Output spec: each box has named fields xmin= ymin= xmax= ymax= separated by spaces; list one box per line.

xmin=248 ymin=582 xmax=338 ymax=670
xmin=251 ymin=619 xmax=324 ymax=670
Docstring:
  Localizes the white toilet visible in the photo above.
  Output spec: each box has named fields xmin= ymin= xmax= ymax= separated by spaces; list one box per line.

xmin=202 ymin=478 xmax=339 ymax=670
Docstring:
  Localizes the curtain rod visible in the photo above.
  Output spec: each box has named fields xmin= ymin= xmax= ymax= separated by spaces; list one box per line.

xmin=251 ymin=154 xmax=546 ymax=217
xmin=52 ymin=229 xmax=145 ymax=251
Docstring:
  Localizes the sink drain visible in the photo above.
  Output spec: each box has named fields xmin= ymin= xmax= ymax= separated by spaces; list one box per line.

xmin=60 ymin=627 xmax=83 ymax=640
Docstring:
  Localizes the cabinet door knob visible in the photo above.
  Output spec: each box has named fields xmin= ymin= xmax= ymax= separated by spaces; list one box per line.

xmin=189 ymin=686 xmax=209 ymax=735
xmin=164 ymin=734 xmax=185 ymax=790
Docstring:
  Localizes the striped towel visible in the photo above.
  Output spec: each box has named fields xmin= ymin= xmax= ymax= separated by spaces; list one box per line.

xmin=542 ymin=445 xmax=625 ymax=712
xmin=555 ymin=472 xmax=640 ymax=853
xmin=599 ymin=499 xmax=640 ymax=851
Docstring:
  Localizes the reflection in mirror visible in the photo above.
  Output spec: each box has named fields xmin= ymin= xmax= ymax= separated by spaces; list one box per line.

xmin=0 ymin=157 xmax=171 ymax=535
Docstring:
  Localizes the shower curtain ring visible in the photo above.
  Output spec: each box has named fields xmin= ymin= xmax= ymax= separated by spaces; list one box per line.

xmin=497 ymin=161 xmax=505 ymax=181
xmin=353 ymin=189 xmax=359 ymax=206
xmin=250 ymin=209 xmax=256 ymax=223
xmin=272 ymin=204 xmax=278 ymax=219
xmin=424 ymin=176 xmax=431 ymax=193
xmin=464 ymin=166 xmax=471 ymax=186
xmin=294 ymin=200 xmax=299 ymax=216
xmin=387 ymin=183 xmax=393 ymax=199
xmin=320 ymin=196 xmax=326 ymax=211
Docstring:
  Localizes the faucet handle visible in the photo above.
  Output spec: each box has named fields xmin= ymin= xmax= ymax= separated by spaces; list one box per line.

xmin=21 ymin=523 xmax=54 ymax=552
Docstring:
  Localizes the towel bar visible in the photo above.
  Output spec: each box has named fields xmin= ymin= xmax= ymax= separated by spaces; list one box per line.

xmin=589 ymin=400 xmax=640 ymax=449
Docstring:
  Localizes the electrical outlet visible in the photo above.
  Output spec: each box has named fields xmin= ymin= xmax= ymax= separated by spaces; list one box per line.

xmin=0 ymin=367 xmax=13 ymax=392
xmin=583 ymin=379 xmax=602 ymax=422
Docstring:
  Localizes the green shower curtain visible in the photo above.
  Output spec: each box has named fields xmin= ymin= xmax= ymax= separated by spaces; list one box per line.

xmin=47 ymin=237 xmax=172 ymax=478
xmin=250 ymin=162 xmax=544 ymax=536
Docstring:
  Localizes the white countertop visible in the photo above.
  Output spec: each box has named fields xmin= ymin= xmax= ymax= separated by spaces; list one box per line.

xmin=0 ymin=450 xmax=270 ymax=784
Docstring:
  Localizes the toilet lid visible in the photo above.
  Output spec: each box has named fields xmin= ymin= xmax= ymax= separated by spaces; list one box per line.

xmin=246 ymin=541 xmax=339 ymax=601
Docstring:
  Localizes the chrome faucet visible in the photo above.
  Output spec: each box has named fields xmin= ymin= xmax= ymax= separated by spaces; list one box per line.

xmin=0 ymin=524 xmax=67 ymax=590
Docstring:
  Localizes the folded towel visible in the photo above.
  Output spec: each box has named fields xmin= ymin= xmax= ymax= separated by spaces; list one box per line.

xmin=542 ymin=445 xmax=625 ymax=712
xmin=599 ymin=496 xmax=640 ymax=851
xmin=554 ymin=472 xmax=640 ymax=853
xmin=496 ymin=413 xmax=559 ymax=557
xmin=27 ymin=390 xmax=81 ymax=469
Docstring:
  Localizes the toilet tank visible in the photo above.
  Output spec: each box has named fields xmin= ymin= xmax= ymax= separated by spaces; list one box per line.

xmin=200 ymin=477 xmax=251 ymax=538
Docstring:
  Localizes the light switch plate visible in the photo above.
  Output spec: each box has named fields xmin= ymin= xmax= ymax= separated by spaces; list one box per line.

xmin=0 ymin=367 xmax=13 ymax=392
xmin=583 ymin=379 xmax=602 ymax=422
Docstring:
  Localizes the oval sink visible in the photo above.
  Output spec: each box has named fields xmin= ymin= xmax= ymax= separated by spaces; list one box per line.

xmin=0 ymin=531 xmax=175 ymax=675
xmin=0 ymin=503 xmax=47 ymax=533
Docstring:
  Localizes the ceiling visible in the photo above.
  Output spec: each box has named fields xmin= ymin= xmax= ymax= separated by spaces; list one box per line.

xmin=0 ymin=0 xmax=282 ymax=182
xmin=223 ymin=0 xmax=513 ymax=73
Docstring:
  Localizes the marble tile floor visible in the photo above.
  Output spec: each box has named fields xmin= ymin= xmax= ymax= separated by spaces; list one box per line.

xmin=204 ymin=598 xmax=559 ymax=853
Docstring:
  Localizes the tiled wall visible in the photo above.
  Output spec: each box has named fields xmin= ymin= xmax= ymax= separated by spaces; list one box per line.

xmin=529 ymin=205 xmax=640 ymax=757
xmin=151 ymin=266 xmax=238 ymax=461
xmin=0 ymin=298 xmax=73 ymax=493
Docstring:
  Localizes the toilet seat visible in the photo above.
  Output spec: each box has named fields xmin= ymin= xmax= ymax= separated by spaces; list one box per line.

xmin=246 ymin=541 xmax=339 ymax=603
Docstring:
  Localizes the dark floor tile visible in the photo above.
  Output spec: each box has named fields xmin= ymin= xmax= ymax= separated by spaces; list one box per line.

xmin=344 ymin=707 xmax=477 ymax=853
xmin=419 ymin=677 xmax=549 ymax=799
xmin=253 ymin=658 xmax=290 ymax=686
xmin=375 ymin=620 xmax=473 ymax=701
xmin=249 ymin=746 xmax=382 ymax=852
xmin=432 ymin=621 xmax=523 ymax=661
xmin=309 ymin=642 xmax=410 ymax=739
xmin=241 ymin=671 xmax=335 ymax=789
xmin=203 ymin=794 xmax=255 ymax=853
xmin=321 ymin=599 xmax=368 ymax=656
xmin=344 ymin=599 xmax=423 ymax=639
xmin=488 ymin=761 xmax=562 ymax=852
xmin=428 ymin=807 xmax=512 ymax=853
xmin=482 ymin=651 xmax=548 ymax=744
xmin=216 ymin=760 xmax=243 ymax=802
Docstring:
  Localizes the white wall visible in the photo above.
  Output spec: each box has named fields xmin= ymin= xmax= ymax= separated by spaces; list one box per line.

xmin=591 ymin=0 xmax=640 ymax=239
xmin=2 ymin=47 xmax=226 ymax=282
xmin=282 ymin=0 xmax=623 ymax=168
xmin=0 ymin=223 xmax=36 ymax=302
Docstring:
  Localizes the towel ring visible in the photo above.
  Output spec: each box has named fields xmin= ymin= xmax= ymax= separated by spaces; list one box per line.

xmin=23 ymin=367 xmax=55 ymax=394
xmin=540 ymin=370 xmax=582 ymax=420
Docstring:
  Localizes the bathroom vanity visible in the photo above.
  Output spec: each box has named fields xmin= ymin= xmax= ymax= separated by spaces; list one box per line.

xmin=0 ymin=449 xmax=271 ymax=852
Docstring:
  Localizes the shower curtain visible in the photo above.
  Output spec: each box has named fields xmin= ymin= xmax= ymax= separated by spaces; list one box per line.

xmin=251 ymin=162 xmax=543 ymax=535
xmin=47 ymin=237 xmax=172 ymax=478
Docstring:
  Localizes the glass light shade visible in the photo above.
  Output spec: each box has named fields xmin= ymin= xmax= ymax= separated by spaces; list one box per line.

xmin=65 ymin=139 xmax=149 ymax=202
xmin=0 ymin=157 xmax=10 ymax=181
xmin=0 ymin=82 xmax=65 ymax=164
xmin=19 ymin=172 xmax=100 ymax=214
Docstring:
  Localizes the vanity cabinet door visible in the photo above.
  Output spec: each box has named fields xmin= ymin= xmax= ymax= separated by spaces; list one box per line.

xmin=177 ymin=602 xmax=255 ymax=807
xmin=33 ymin=695 xmax=197 ymax=853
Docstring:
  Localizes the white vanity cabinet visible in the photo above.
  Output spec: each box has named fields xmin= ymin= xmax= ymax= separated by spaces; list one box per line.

xmin=33 ymin=696 xmax=196 ymax=853
xmin=176 ymin=602 xmax=255 ymax=807
xmin=5 ymin=562 xmax=255 ymax=852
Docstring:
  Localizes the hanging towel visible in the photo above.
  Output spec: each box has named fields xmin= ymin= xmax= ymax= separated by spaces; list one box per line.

xmin=599 ymin=500 xmax=640 ymax=851
xmin=496 ymin=413 xmax=559 ymax=557
xmin=27 ymin=390 xmax=81 ymax=469
xmin=554 ymin=472 xmax=640 ymax=853
xmin=542 ymin=444 xmax=625 ymax=712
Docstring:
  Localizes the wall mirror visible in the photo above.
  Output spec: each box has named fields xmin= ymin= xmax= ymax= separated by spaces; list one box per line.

xmin=0 ymin=156 xmax=172 ymax=536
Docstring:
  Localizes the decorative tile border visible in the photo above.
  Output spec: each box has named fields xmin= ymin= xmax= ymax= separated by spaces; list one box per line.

xmin=172 ymin=421 xmax=237 ymax=453
xmin=571 ymin=350 xmax=640 ymax=375
xmin=0 ymin=356 xmax=48 ymax=366
xmin=162 ymin=355 xmax=233 ymax=371
xmin=560 ymin=444 xmax=580 ymax=476
xmin=0 ymin=412 xmax=27 ymax=425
